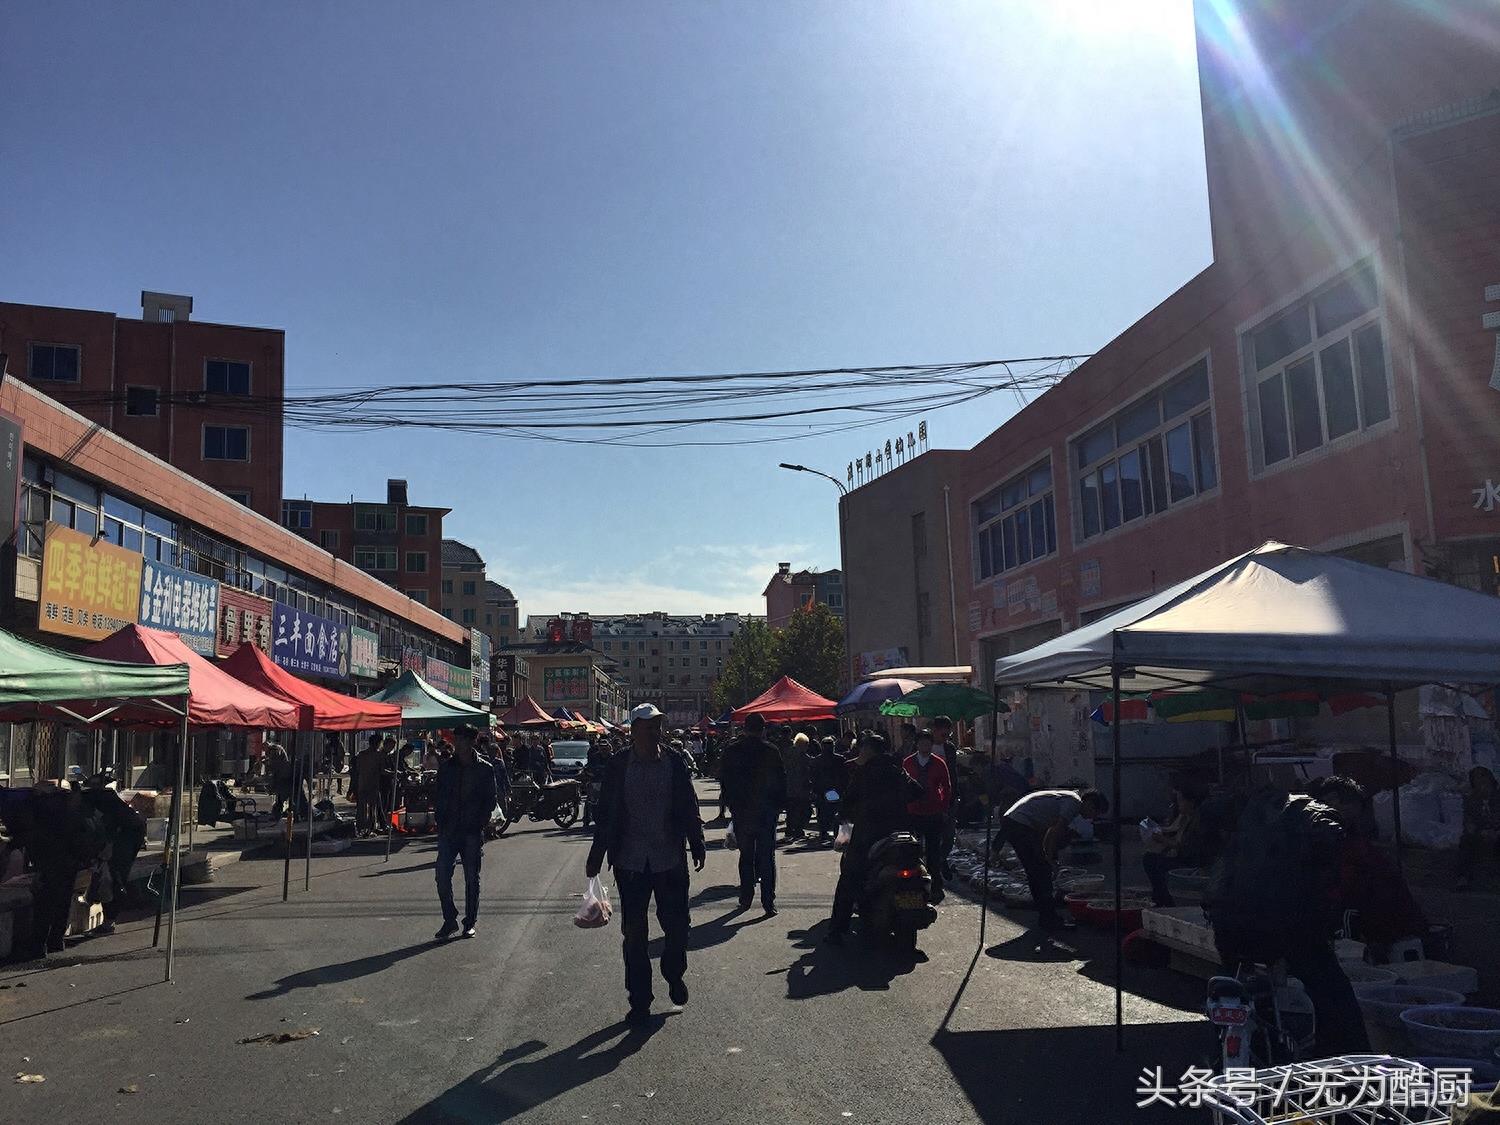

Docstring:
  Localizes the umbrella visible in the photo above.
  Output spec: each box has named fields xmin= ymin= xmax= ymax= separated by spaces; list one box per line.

xmin=879 ymin=682 xmax=1008 ymax=720
xmin=835 ymin=677 xmax=924 ymax=715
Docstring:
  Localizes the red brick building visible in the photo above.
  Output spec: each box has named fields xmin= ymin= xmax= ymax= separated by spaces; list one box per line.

xmin=839 ymin=1 xmax=1500 ymax=710
xmin=281 ymin=480 xmax=448 ymax=612
xmin=0 ymin=291 xmax=284 ymax=521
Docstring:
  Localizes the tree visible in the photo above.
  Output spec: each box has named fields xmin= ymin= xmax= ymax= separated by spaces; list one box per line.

xmin=775 ymin=603 xmax=844 ymax=701
xmin=711 ymin=618 xmax=782 ymax=714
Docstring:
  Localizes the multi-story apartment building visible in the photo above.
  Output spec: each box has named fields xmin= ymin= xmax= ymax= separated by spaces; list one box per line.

xmin=281 ymin=479 xmax=446 ymax=611
xmin=526 ymin=611 xmax=758 ymax=726
xmin=484 ymin=580 xmax=520 ymax=648
xmin=763 ymin=563 xmax=844 ymax=628
xmin=440 ymin=539 xmax=486 ymax=629
xmin=0 ymin=290 xmax=284 ymax=521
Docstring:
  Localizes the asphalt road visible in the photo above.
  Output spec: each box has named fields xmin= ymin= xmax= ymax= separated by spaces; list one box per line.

xmin=1 ymin=783 xmax=1209 ymax=1124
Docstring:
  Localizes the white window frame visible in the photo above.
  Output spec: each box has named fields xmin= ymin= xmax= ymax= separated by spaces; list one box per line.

xmin=202 ymin=424 xmax=251 ymax=462
xmin=124 ymin=384 xmax=159 ymax=417
xmin=204 ymin=357 xmax=252 ymax=395
xmin=27 ymin=342 xmax=81 ymax=383
xmin=1240 ymin=258 xmax=1393 ymax=477
xmin=354 ymin=546 xmax=397 ymax=572
xmin=404 ymin=550 xmax=428 ymax=574
xmin=223 ymin=489 xmax=252 ymax=507
xmin=1069 ymin=353 xmax=1218 ymax=545
xmin=970 ymin=455 xmax=1056 ymax=584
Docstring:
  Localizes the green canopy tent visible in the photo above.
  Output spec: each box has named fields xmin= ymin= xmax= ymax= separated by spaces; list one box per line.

xmin=365 ymin=668 xmax=491 ymax=731
xmin=0 ymin=626 xmax=192 ymax=981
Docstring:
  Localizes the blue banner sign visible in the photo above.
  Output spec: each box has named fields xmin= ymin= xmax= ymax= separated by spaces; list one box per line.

xmin=138 ymin=558 xmax=220 ymax=657
xmin=271 ymin=600 xmax=349 ymax=679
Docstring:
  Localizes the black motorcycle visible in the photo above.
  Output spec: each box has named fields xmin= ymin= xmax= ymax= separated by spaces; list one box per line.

xmin=861 ymin=831 xmax=938 ymax=953
xmin=499 ymin=773 xmax=582 ymax=832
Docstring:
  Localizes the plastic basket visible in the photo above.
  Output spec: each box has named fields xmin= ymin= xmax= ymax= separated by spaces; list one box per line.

xmin=1399 ymin=1005 xmax=1500 ymax=1060
xmin=1355 ymin=985 xmax=1466 ymax=1030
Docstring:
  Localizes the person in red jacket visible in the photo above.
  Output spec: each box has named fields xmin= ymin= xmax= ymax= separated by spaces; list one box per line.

xmin=903 ymin=730 xmax=953 ymax=902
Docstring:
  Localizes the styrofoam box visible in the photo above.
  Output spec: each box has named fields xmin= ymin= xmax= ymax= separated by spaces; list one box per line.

xmin=1389 ymin=959 xmax=1480 ymax=996
xmin=1141 ymin=906 xmax=1218 ymax=958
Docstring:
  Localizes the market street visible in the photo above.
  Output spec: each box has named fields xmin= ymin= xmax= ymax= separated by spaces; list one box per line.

xmin=2 ymin=782 xmax=1205 ymax=1125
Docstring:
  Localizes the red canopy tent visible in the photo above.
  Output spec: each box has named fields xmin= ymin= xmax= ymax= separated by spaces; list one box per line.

xmin=221 ymin=643 xmax=402 ymax=731
xmin=86 ymin=625 xmax=300 ymax=729
xmin=731 ymin=676 xmax=837 ymax=723
xmin=497 ymin=695 xmax=556 ymax=727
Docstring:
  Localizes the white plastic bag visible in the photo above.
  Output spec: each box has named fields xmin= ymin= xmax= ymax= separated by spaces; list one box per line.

xmin=574 ymin=876 xmax=612 ymax=929
xmin=724 ymin=819 xmax=738 ymax=851
xmin=834 ymin=821 xmax=853 ymax=851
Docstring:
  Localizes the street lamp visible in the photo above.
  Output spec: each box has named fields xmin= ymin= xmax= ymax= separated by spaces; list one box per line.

xmin=777 ymin=462 xmax=853 ymax=692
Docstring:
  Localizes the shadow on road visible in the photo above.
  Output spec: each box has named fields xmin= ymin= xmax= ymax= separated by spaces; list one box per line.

xmin=393 ymin=1017 xmax=668 ymax=1124
xmin=985 ymin=930 xmax=1083 ymax=964
xmin=776 ymin=920 xmax=922 ymax=998
xmin=931 ymin=1020 xmax=1205 ymax=1125
xmin=245 ymin=940 xmax=439 ymax=999
xmin=360 ymin=861 xmax=437 ymax=878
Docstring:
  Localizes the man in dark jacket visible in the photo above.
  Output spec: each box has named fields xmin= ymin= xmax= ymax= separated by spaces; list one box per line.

xmin=826 ymin=733 xmax=921 ymax=944
xmin=82 ymin=771 xmax=147 ymax=934
xmin=718 ymin=712 xmax=787 ymax=913
xmin=433 ymin=724 xmax=497 ymax=941
xmin=813 ymin=736 xmax=847 ymax=842
xmin=1207 ymin=786 xmax=1368 ymax=1056
xmin=586 ymin=703 xmax=706 ymax=1025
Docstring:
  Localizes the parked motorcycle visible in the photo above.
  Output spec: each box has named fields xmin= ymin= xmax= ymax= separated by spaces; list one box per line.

xmin=860 ymin=831 xmax=938 ymax=953
xmin=1207 ymin=961 xmax=1316 ymax=1070
xmin=502 ymin=773 xmax=582 ymax=830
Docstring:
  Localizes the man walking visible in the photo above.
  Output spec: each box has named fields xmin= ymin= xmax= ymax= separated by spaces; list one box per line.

xmin=353 ymin=733 xmax=383 ymax=835
xmin=902 ymin=730 xmax=953 ymax=903
xmin=719 ymin=712 xmax=786 ymax=913
xmin=433 ymin=724 xmax=497 ymax=940
xmin=586 ymin=703 xmax=706 ymax=1026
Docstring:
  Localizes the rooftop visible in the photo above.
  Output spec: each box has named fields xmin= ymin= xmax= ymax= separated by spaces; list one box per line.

xmin=442 ymin=539 xmax=485 ymax=569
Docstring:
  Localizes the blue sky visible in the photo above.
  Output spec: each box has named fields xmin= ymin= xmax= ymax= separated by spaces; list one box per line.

xmin=1 ymin=1 xmax=1211 ymax=617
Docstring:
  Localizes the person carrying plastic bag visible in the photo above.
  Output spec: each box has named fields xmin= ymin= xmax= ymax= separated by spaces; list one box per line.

xmin=585 ymin=703 xmax=706 ymax=1026
xmin=575 ymin=875 xmax=612 ymax=928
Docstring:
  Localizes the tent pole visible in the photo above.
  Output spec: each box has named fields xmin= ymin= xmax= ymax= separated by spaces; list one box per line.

xmin=980 ymin=685 xmax=1000 ymax=950
xmin=1111 ymin=661 xmax=1124 ymax=1053
xmin=1387 ymin=687 xmax=1403 ymax=872
xmin=152 ymin=728 xmax=166 ymax=949
xmin=304 ymin=732 xmax=314 ymax=892
xmin=282 ymin=742 xmax=297 ymax=903
xmin=165 ymin=703 xmax=190 ymax=983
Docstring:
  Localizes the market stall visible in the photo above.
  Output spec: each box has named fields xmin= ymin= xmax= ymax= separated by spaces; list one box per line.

xmin=991 ymin=540 xmax=1500 ymax=1048
xmin=366 ymin=668 xmax=491 ymax=731
xmin=496 ymin=695 xmax=556 ymax=728
xmin=835 ymin=676 xmax=924 ymax=716
xmin=731 ymin=676 xmax=837 ymax=723
xmin=221 ymin=643 xmax=402 ymax=731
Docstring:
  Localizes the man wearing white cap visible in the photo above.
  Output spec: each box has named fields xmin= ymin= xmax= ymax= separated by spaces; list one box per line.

xmin=586 ymin=702 xmax=706 ymax=1025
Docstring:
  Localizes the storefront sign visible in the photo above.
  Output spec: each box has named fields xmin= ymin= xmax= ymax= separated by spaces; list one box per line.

xmin=1473 ymin=479 xmax=1500 ymax=512
xmin=218 ymin=587 xmax=274 ymax=657
xmin=38 ymin=522 xmax=143 ymax=640
xmin=0 ymin=409 xmax=22 ymax=542
xmin=470 ymin=630 xmax=491 ymax=703
xmin=543 ymin=665 xmax=590 ymax=702
xmin=348 ymin=626 xmax=380 ymax=679
xmin=427 ymin=656 xmax=471 ymax=700
xmin=492 ymin=654 xmax=516 ymax=710
xmin=138 ymin=558 xmax=220 ymax=656
xmin=272 ymin=601 xmax=349 ymax=679
xmin=855 ymin=646 xmax=909 ymax=679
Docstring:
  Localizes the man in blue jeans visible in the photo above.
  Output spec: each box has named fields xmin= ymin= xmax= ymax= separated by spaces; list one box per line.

xmin=586 ymin=703 xmax=706 ymax=1025
xmin=433 ymin=724 xmax=497 ymax=941
xmin=719 ymin=712 xmax=787 ymax=914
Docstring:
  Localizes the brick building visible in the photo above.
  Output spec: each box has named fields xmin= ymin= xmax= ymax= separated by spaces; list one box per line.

xmin=281 ymin=479 xmax=447 ymax=611
xmin=440 ymin=539 xmax=486 ymax=628
xmin=762 ymin=563 xmax=843 ymax=629
xmin=837 ymin=0 xmax=1500 ymax=800
xmin=0 ymin=290 xmax=284 ymax=521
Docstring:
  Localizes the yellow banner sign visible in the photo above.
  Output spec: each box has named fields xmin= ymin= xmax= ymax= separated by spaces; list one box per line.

xmin=38 ymin=522 xmax=144 ymax=640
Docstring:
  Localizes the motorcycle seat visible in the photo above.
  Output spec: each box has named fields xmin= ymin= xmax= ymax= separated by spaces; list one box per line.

xmin=867 ymin=832 xmax=922 ymax=865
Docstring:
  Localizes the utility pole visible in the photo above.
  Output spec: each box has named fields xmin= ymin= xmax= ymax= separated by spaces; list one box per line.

xmin=778 ymin=463 xmax=852 ymax=690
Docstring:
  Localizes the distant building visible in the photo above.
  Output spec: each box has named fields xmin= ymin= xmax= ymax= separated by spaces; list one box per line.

xmin=484 ymin=580 xmax=521 ymax=649
xmin=524 ymin=611 xmax=758 ymax=726
xmin=499 ymin=613 xmax=627 ymax=725
xmin=440 ymin=539 xmax=486 ymax=629
xmin=281 ymin=479 xmax=447 ymax=611
xmin=763 ymin=563 xmax=843 ymax=628
xmin=0 ymin=290 xmax=285 ymax=521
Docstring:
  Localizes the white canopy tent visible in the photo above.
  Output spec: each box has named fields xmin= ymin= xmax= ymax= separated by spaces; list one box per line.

xmin=991 ymin=541 xmax=1500 ymax=1049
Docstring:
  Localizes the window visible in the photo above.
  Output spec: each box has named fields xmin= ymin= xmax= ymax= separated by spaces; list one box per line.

xmin=354 ymin=506 xmax=395 ymax=532
xmin=223 ymin=490 xmax=251 ymax=507
xmin=700 ymin=657 xmax=708 ymax=667
xmin=462 ymin=580 xmax=476 ymax=596
xmin=1072 ymin=358 xmax=1217 ymax=541
xmin=1247 ymin=262 xmax=1389 ymax=469
xmin=205 ymin=359 xmax=251 ymax=395
xmin=203 ymin=426 xmax=249 ymax=461
xmin=354 ymin=547 xmax=397 ymax=572
xmin=972 ymin=458 xmax=1056 ymax=580
xmin=499 ymin=614 xmax=510 ymax=626
xmin=485 ymin=613 xmax=492 ymax=626
xmin=281 ymin=502 xmax=312 ymax=529
xmin=441 ymin=579 xmax=454 ymax=595
xmin=462 ymin=608 xmax=476 ymax=625
xmin=124 ymin=386 xmax=159 ymax=416
xmin=404 ymin=551 xmax=427 ymax=573
xmin=826 ymin=592 xmax=844 ymax=609
xmin=406 ymin=589 xmax=429 ymax=605
xmin=405 ymin=513 xmax=428 ymax=536
xmin=319 ymin=529 xmax=339 ymax=550
xmin=28 ymin=343 xmax=80 ymax=382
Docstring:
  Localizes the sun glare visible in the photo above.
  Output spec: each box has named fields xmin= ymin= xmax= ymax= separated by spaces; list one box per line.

xmin=1052 ymin=0 xmax=1190 ymax=44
